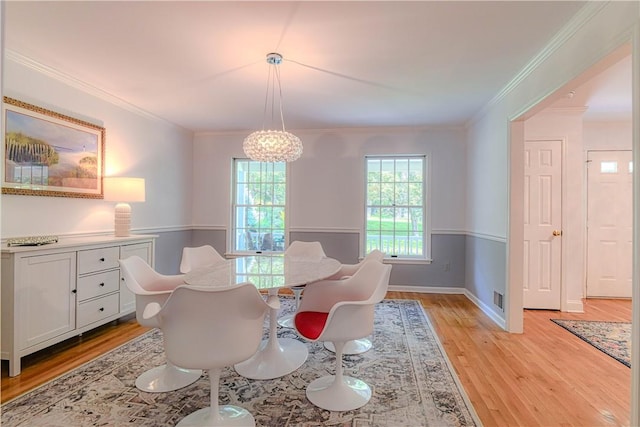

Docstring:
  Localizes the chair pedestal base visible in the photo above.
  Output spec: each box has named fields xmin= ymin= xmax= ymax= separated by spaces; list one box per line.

xmin=176 ymin=405 xmax=255 ymax=427
xmin=277 ymin=313 xmax=294 ymax=328
xmin=278 ymin=286 xmax=304 ymax=328
xmin=306 ymin=375 xmax=372 ymax=411
xmin=135 ymin=363 xmax=202 ymax=393
xmin=324 ymin=338 xmax=372 ymax=355
xmin=235 ymin=338 xmax=308 ymax=379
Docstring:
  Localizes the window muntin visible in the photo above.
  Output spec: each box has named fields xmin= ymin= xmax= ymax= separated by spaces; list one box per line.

xmin=365 ymin=156 xmax=426 ymax=259
xmin=233 ymin=160 xmax=286 ymax=253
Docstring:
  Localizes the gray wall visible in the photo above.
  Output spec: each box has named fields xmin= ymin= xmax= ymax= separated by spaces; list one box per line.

xmin=154 ymin=230 xmax=193 ymax=274
xmin=465 ymin=235 xmax=505 ymax=312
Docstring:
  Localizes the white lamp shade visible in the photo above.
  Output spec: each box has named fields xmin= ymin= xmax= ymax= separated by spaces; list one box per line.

xmin=103 ymin=177 xmax=146 ymax=202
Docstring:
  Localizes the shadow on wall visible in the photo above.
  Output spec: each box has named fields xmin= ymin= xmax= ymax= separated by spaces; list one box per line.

xmin=300 ymin=132 xmax=348 ymax=158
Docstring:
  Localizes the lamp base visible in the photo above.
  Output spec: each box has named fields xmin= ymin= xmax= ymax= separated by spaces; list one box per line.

xmin=114 ymin=203 xmax=132 ymax=237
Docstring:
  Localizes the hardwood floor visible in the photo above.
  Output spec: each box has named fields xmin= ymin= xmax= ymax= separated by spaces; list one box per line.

xmin=1 ymin=293 xmax=631 ymax=426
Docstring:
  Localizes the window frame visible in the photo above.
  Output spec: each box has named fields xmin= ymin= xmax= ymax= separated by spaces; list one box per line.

xmin=230 ymin=158 xmax=289 ymax=255
xmin=363 ymin=154 xmax=431 ymax=262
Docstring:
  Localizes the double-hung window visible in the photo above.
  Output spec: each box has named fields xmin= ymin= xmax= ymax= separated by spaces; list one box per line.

xmin=365 ymin=155 xmax=428 ymax=260
xmin=232 ymin=159 xmax=286 ymax=253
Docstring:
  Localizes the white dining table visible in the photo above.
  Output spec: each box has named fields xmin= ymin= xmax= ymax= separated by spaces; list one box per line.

xmin=183 ymin=254 xmax=341 ymax=380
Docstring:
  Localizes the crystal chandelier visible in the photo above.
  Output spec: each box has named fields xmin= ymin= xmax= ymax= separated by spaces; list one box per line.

xmin=243 ymin=53 xmax=302 ymax=162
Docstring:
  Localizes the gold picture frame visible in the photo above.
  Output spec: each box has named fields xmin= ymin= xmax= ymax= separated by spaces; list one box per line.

xmin=2 ymin=97 xmax=105 ymax=198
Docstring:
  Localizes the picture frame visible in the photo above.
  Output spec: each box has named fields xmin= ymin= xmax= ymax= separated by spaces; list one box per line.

xmin=2 ymin=96 xmax=105 ymax=199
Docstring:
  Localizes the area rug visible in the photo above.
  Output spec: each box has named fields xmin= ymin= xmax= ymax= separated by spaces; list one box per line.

xmin=551 ymin=319 xmax=631 ymax=368
xmin=2 ymin=299 xmax=480 ymax=427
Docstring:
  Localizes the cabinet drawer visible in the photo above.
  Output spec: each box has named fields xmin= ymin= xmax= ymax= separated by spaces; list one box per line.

xmin=77 ymin=293 xmax=119 ymax=328
xmin=77 ymin=247 xmax=120 ymax=274
xmin=76 ymin=270 xmax=120 ymax=302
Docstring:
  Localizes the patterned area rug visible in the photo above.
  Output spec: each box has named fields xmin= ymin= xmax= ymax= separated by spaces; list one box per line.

xmin=551 ymin=319 xmax=631 ymax=367
xmin=2 ymin=299 xmax=480 ymax=427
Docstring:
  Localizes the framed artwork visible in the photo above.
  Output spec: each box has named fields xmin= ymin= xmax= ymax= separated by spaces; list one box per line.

xmin=2 ymin=96 xmax=105 ymax=198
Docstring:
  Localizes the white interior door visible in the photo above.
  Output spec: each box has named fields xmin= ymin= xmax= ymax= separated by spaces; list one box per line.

xmin=586 ymin=150 xmax=633 ymax=298
xmin=523 ymin=140 xmax=562 ymax=309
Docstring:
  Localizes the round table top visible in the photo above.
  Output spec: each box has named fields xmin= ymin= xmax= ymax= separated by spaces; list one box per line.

xmin=183 ymin=254 xmax=341 ymax=290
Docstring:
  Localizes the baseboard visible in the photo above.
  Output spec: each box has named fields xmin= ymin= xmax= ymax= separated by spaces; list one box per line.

xmin=463 ymin=290 xmax=507 ymax=330
xmin=565 ymin=299 xmax=585 ymax=313
xmin=388 ymin=285 xmax=466 ymax=294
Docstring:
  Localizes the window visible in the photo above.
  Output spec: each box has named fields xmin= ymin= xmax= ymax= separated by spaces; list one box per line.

xmin=365 ymin=156 xmax=427 ymax=259
xmin=600 ymin=161 xmax=618 ymax=174
xmin=232 ymin=160 xmax=286 ymax=253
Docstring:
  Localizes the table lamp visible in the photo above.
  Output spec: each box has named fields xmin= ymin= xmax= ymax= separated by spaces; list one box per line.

xmin=103 ymin=177 xmax=146 ymax=237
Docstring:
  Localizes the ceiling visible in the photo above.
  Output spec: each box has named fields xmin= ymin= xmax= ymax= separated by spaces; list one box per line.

xmin=4 ymin=1 xmax=627 ymax=134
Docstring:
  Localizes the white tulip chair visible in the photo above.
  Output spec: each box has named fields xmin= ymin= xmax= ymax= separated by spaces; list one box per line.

xmin=294 ymin=260 xmax=392 ymax=411
xmin=119 ymin=256 xmax=202 ymax=392
xmin=180 ymin=245 xmax=226 ymax=273
xmin=142 ymin=283 xmax=278 ymax=427
xmin=323 ymin=249 xmax=386 ymax=354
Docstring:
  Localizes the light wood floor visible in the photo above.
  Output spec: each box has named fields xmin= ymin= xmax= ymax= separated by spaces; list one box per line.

xmin=1 ymin=293 xmax=631 ymax=426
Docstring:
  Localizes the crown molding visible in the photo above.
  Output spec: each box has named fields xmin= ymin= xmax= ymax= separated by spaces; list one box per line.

xmin=5 ymin=49 xmax=187 ymax=131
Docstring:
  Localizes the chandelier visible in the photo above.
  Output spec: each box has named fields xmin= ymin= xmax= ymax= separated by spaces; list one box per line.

xmin=243 ymin=53 xmax=302 ymax=162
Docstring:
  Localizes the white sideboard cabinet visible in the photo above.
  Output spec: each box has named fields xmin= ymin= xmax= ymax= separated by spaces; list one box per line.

xmin=1 ymin=234 xmax=156 ymax=376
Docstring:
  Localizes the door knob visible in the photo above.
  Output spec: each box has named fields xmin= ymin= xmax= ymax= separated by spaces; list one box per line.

xmin=552 ymin=230 xmax=562 ymax=236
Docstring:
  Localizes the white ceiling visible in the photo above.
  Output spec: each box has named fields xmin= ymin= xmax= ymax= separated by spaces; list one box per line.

xmin=6 ymin=1 xmax=627 ymax=134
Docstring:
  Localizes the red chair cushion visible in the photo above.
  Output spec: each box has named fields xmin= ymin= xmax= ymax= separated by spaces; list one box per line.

xmin=295 ymin=311 xmax=329 ymax=340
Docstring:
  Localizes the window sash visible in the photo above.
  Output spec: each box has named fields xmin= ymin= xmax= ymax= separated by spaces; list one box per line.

xmin=365 ymin=155 xmax=427 ymax=259
xmin=232 ymin=160 xmax=286 ymax=253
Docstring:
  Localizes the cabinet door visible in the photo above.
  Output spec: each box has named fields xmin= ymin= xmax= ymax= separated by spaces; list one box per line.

xmin=18 ymin=252 xmax=76 ymax=350
xmin=119 ymin=242 xmax=153 ymax=312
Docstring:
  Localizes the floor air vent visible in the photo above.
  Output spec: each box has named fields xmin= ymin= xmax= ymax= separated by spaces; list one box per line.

xmin=493 ymin=291 xmax=504 ymax=310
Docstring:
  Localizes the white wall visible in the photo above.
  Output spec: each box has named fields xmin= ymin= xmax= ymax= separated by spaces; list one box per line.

xmin=192 ymin=127 xmax=466 ymax=236
xmin=1 ymin=55 xmax=194 ymax=238
xmin=583 ymin=121 xmax=632 ymax=151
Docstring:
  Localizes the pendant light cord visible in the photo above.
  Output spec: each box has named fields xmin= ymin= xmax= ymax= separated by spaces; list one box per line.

xmin=260 ymin=58 xmax=287 ymax=132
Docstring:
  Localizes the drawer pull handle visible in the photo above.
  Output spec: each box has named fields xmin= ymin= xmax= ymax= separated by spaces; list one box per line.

xmin=72 ymin=289 xmax=77 ymax=294
xmin=99 ymin=257 xmax=105 ymax=262
xmin=99 ymin=307 xmax=105 ymax=312
xmin=99 ymin=282 xmax=105 ymax=287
